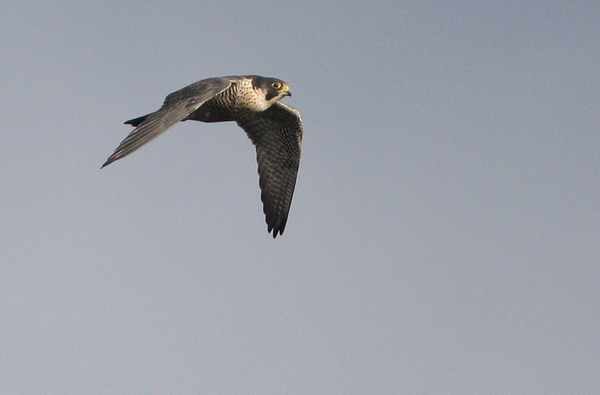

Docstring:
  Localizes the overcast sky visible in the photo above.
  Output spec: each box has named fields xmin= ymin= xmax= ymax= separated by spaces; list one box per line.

xmin=1 ymin=1 xmax=599 ymax=394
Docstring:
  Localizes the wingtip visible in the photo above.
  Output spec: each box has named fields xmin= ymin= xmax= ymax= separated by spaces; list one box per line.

xmin=100 ymin=158 xmax=113 ymax=169
xmin=269 ymin=225 xmax=285 ymax=238
xmin=267 ymin=215 xmax=288 ymax=238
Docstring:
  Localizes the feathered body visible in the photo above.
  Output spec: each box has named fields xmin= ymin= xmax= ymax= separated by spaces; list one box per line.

xmin=102 ymin=75 xmax=303 ymax=237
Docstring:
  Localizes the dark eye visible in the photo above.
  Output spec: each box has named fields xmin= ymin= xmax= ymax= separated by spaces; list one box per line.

xmin=272 ymin=82 xmax=282 ymax=89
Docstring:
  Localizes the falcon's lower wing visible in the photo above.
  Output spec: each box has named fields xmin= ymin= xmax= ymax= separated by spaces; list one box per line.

xmin=236 ymin=101 xmax=303 ymax=237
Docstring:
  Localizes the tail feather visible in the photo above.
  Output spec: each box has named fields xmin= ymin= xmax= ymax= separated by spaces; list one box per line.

xmin=124 ymin=114 xmax=150 ymax=127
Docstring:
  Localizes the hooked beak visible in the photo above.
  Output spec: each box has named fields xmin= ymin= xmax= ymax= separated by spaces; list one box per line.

xmin=282 ymin=87 xmax=292 ymax=97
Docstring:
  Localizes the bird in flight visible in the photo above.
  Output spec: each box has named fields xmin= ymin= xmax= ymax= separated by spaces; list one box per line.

xmin=102 ymin=75 xmax=303 ymax=238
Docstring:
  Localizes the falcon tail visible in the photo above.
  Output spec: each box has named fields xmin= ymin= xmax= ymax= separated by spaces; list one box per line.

xmin=124 ymin=114 xmax=151 ymax=127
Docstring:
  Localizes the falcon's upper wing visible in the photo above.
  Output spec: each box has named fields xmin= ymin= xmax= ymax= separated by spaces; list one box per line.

xmin=236 ymin=101 xmax=303 ymax=237
xmin=101 ymin=77 xmax=232 ymax=168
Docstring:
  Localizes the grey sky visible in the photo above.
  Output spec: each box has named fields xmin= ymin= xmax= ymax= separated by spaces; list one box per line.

xmin=1 ymin=1 xmax=598 ymax=394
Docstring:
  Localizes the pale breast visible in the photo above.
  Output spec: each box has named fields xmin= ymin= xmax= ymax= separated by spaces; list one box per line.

xmin=186 ymin=77 xmax=270 ymax=123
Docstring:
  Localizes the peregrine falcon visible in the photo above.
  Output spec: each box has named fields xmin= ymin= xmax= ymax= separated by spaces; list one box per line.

xmin=102 ymin=75 xmax=303 ymax=238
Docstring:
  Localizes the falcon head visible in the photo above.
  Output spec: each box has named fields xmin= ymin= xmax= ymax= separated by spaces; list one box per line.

xmin=253 ymin=76 xmax=292 ymax=102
